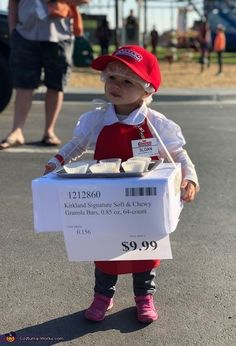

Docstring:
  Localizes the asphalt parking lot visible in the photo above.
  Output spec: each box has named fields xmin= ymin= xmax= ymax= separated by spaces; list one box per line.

xmin=0 ymin=101 xmax=235 ymax=346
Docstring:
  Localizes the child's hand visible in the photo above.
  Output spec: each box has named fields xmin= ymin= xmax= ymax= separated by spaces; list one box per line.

xmin=181 ymin=180 xmax=197 ymax=202
xmin=43 ymin=163 xmax=57 ymax=175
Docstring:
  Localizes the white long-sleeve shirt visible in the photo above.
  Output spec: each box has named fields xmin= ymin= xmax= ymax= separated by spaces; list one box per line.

xmin=48 ymin=102 xmax=199 ymax=189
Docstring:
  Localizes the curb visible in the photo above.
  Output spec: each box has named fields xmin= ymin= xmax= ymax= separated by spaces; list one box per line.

xmin=33 ymin=89 xmax=236 ymax=103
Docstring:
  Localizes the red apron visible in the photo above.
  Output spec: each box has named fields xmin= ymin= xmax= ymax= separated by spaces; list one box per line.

xmin=94 ymin=118 xmax=161 ymax=275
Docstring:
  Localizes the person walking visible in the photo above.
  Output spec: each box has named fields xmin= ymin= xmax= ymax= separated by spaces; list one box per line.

xmin=198 ymin=21 xmax=212 ymax=72
xmin=150 ymin=25 xmax=159 ymax=55
xmin=95 ymin=19 xmax=112 ymax=55
xmin=0 ymin=0 xmax=87 ymax=150
xmin=214 ymin=24 xmax=226 ymax=76
xmin=125 ymin=9 xmax=138 ymax=44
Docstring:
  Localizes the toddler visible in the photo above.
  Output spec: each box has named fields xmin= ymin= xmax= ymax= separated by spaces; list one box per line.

xmin=44 ymin=45 xmax=199 ymax=323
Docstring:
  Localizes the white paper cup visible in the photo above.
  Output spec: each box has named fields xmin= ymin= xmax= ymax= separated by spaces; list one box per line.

xmin=63 ymin=162 xmax=89 ymax=174
xmin=121 ymin=160 xmax=146 ymax=173
xmin=127 ymin=157 xmax=151 ymax=171
xmin=99 ymin=158 xmax=121 ymax=172
xmin=89 ymin=162 xmax=118 ymax=173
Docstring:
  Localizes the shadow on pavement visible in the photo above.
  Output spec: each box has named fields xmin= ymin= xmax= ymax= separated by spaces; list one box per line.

xmin=2 ymin=308 xmax=148 ymax=345
xmin=25 ymin=141 xmax=59 ymax=147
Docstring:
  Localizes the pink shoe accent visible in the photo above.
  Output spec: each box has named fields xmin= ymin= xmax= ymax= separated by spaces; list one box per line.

xmin=135 ymin=295 xmax=158 ymax=323
xmin=85 ymin=293 xmax=113 ymax=322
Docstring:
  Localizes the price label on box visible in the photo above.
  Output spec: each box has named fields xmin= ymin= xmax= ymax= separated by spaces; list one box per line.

xmin=59 ymin=181 xmax=174 ymax=261
xmin=63 ymin=229 xmax=172 ymax=261
xmin=32 ymin=163 xmax=182 ymax=261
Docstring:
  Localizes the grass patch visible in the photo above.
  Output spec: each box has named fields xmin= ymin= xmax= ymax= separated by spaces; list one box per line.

xmin=91 ymin=45 xmax=236 ymax=64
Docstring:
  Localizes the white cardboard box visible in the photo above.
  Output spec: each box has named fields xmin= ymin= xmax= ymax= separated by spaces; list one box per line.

xmin=32 ymin=163 xmax=182 ymax=261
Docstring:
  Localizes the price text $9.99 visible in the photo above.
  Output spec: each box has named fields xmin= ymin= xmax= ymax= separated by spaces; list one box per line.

xmin=121 ymin=240 xmax=158 ymax=252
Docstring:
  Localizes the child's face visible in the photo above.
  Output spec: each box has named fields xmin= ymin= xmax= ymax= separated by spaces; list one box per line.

xmin=104 ymin=74 xmax=147 ymax=115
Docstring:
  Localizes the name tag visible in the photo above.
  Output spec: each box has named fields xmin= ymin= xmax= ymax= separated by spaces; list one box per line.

xmin=132 ymin=138 xmax=159 ymax=157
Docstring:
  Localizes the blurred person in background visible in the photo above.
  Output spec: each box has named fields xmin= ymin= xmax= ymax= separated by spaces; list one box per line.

xmin=198 ymin=20 xmax=212 ymax=73
xmin=96 ymin=18 xmax=112 ymax=55
xmin=214 ymin=24 xmax=226 ymax=76
xmin=0 ymin=0 xmax=88 ymax=150
xmin=125 ymin=9 xmax=138 ymax=44
xmin=150 ymin=25 xmax=159 ymax=55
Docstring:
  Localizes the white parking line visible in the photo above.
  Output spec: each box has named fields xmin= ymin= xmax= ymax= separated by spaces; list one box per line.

xmin=1 ymin=148 xmax=94 ymax=154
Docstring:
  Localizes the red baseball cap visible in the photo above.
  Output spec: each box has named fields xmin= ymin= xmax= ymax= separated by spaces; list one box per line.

xmin=91 ymin=45 xmax=162 ymax=92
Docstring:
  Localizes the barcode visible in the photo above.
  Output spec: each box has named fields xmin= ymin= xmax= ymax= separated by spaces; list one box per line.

xmin=125 ymin=187 xmax=157 ymax=196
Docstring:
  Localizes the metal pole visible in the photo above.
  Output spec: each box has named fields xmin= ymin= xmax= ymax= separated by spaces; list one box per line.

xmin=137 ymin=0 xmax=142 ymax=45
xmin=121 ymin=0 xmax=125 ymax=45
xmin=170 ymin=0 xmax=174 ymax=30
xmin=143 ymin=0 xmax=147 ymax=47
xmin=115 ymin=0 xmax=119 ymax=49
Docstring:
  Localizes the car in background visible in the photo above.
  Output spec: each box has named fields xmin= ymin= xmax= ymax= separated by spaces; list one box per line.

xmin=0 ymin=4 xmax=12 ymax=112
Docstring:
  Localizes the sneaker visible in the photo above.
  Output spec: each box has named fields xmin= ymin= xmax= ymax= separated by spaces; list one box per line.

xmin=135 ymin=295 xmax=158 ymax=323
xmin=85 ymin=293 xmax=113 ymax=322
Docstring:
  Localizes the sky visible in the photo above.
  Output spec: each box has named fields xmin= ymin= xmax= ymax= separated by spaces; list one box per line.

xmin=0 ymin=0 xmax=203 ymax=34
xmin=81 ymin=0 xmax=204 ymax=33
